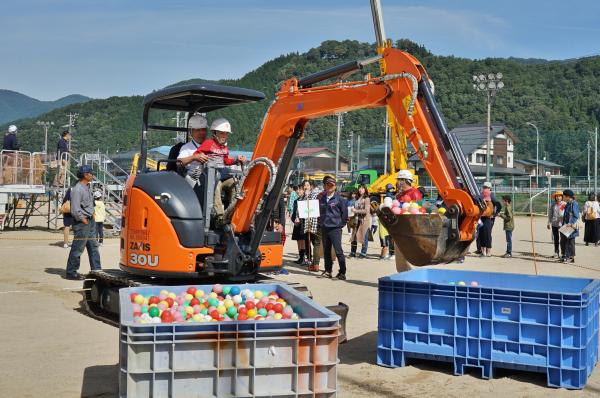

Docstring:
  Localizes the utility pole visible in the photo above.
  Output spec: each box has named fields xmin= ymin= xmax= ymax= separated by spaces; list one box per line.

xmin=357 ymin=135 xmax=361 ymax=170
xmin=66 ymin=113 xmax=79 ymax=152
xmin=383 ymin=111 xmax=389 ymax=175
xmin=526 ymin=122 xmax=540 ymax=187
xmin=595 ymin=126 xmax=598 ymax=194
xmin=335 ymin=113 xmax=342 ymax=180
xmin=348 ymin=131 xmax=354 ymax=172
xmin=588 ymin=140 xmax=591 ymax=191
xmin=473 ymin=73 xmax=504 ymax=182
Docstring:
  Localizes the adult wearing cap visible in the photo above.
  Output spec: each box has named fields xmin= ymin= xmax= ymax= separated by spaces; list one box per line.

xmin=2 ymin=125 xmax=19 ymax=151
xmin=177 ymin=114 xmax=209 ymax=172
xmin=547 ymin=191 xmax=566 ymax=258
xmin=475 ymin=182 xmax=502 ymax=255
xmin=65 ymin=165 xmax=101 ymax=280
xmin=560 ymin=189 xmax=580 ymax=263
xmin=318 ymin=175 xmax=348 ymax=279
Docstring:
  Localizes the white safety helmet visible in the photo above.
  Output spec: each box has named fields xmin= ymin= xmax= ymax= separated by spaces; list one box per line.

xmin=93 ymin=190 xmax=102 ymax=199
xmin=8 ymin=125 xmax=17 ymax=133
xmin=482 ymin=181 xmax=492 ymax=188
xmin=187 ymin=115 xmax=207 ymax=129
xmin=210 ymin=118 xmax=232 ymax=134
xmin=396 ymin=169 xmax=413 ymax=182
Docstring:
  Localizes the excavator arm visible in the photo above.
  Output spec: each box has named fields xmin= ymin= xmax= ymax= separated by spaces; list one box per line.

xmin=230 ymin=48 xmax=484 ymax=266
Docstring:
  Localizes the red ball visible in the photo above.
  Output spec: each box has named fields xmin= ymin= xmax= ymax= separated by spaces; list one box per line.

xmin=160 ymin=311 xmax=174 ymax=323
xmin=130 ymin=293 xmax=138 ymax=303
xmin=148 ymin=296 xmax=160 ymax=305
xmin=133 ymin=311 xmax=141 ymax=318
xmin=237 ymin=313 xmax=248 ymax=321
xmin=238 ymin=307 xmax=247 ymax=315
xmin=245 ymin=301 xmax=255 ymax=310
xmin=256 ymin=302 xmax=265 ymax=309
xmin=165 ymin=297 xmax=174 ymax=308
xmin=274 ymin=303 xmax=284 ymax=313
xmin=187 ymin=287 xmax=197 ymax=296
xmin=265 ymin=303 xmax=274 ymax=311
xmin=210 ymin=310 xmax=220 ymax=320
xmin=190 ymin=298 xmax=200 ymax=306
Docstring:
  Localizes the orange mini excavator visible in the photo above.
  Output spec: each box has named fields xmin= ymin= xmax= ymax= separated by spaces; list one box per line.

xmin=84 ymin=47 xmax=485 ymax=322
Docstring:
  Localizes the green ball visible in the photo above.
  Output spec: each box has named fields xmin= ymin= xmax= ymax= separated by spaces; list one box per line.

xmin=183 ymin=301 xmax=190 ymax=307
xmin=227 ymin=306 xmax=238 ymax=317
xmin=258 ymin=308 xmax=267 ymax=317
xmin=148 ymin=307 xmax=160 ymax=317
xmin=141 ymin=305 xmax=149 ymax=314
xmin=208 ymin=298 xmax=218 ymax=307
xmin=222 ymin=286 xmax=231 ymax=295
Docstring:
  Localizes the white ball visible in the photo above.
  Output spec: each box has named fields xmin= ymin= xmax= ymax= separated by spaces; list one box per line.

xmin=233 ymin=295 xmax=242 ymax=304
xmin=151 ymin=317 xmax=161 ymax=324
xmin=383 ymin=197 xmax=393 ymax=208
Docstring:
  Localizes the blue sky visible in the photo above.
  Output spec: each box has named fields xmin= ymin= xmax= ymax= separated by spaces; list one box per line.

xmin=1 ymin=0 xmax=599 ymax=100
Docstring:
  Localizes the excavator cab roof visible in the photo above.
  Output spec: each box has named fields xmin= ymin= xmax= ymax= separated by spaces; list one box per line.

xmin=142 ymin=83 xmax=265 ymax=130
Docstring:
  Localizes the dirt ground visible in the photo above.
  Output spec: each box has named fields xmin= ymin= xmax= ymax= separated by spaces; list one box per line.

xmin=1 ymin=216 xmax=600 ymax=397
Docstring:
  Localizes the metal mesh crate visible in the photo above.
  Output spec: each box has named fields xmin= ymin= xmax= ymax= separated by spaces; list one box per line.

xmin=377 ymin=269 xmax=600 ymax=389
xmin=119 ymin=283 xmax=340 ymax=397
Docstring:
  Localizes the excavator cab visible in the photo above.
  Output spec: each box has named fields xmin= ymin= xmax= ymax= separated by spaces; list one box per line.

xmin=120 ymin=84 xmax=285 ymax=280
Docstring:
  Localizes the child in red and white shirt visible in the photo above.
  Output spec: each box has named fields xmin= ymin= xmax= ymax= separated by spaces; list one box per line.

xmin=193 ymin=118 xmax=245 ymax=167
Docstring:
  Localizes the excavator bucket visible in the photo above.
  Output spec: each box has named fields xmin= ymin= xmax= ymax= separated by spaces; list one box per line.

xmin=377 ymin=208 xmax=471 ymax=266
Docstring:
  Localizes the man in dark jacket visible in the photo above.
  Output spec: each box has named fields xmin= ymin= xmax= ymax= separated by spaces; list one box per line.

xmin=54 ymin=130 xmax=71 ymax=186
xmin=318 ymin=175 xmax=348 ymax=280
xmin=2 ymin=125 xmax=19 ymax=150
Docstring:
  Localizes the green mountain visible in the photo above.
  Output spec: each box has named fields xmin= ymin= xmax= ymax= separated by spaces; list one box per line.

xmin=0 ymin=90 xmax=91 ymax=124
xmin=2 ymin=39 xmax=599 ymax=175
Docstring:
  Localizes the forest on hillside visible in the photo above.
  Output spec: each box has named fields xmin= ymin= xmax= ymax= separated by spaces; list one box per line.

xmin=3 ymin=39 xmax=599 ymax=175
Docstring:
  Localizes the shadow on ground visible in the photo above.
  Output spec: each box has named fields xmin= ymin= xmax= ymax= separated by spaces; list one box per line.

xmin=81 ymin=364 xmax=119 ymax=398
xmin=44 ymin=267 xmax=66 ymax=278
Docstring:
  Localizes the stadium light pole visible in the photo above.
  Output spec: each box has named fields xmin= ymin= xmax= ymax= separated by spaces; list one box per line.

xmin=36 ymin=120 xmax=54 ymax=155
xmin=526 ymin=122 xmax=540 ymax=187
xmin=473 ymin=73 xmax=504 ymax=182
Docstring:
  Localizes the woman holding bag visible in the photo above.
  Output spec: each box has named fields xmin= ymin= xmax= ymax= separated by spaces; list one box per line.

xmin=349 ymin=185 xmax=371 ymax=258
xmin=583 ymin=193 xmax=600 ymax=246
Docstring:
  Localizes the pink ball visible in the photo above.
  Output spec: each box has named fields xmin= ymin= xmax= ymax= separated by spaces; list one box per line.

xmin=392 ymin=207 xmax=402 ymax=215
xmin=159 ymin=294 xmax=167 ymax=301
xmin=260 ymin=297 xmax=269 ymax=304
xmin=268 ymin=310 xmax=275 ymax=316
xmin=213 ymin=284 xmax=223 ymax=294
xmin=132 ymin=304 xmax=141 ymax=312
xmin=283 ymin=306 xmax=294 ymax=316
xmin=470 ymin=281 xmax=479 ymax=287
xmin=392 ymin=200 xmax=400 ymax=207
xmin=409 ymin=208 xmax=419 ymax=214
xmin=157 ymin=303 xmax=167 ymax=311
xmin=193 ymin=305 xmax=202 ymax=313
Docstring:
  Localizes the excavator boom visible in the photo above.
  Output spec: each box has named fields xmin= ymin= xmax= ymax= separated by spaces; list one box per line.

xmin=230 ymin=48 xmax=483 ymax=266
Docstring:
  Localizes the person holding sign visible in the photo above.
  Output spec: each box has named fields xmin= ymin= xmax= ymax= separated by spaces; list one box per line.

xmin=560 ymin=189 xmax=580 ymax=263
xmin=299 ymin=180 xmax=321 ymax=269
xmin=318 ymin=176 xmax=348 ymax=279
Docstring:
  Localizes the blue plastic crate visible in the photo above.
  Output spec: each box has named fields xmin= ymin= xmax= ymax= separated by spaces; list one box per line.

xmin=377 ymin=269 xmax=600 ymax=389
xmin=120 ymin=283 xmax=340 ymax=397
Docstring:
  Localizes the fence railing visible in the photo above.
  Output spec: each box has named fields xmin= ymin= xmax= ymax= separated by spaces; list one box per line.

xmin=0 ymin=150 xmax=45 ymax=186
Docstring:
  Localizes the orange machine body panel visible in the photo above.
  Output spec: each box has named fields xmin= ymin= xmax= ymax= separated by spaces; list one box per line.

xmin=120 ymin=183 xmax=213 ymax=275
xmin=120 ymin=175 xmax=283 ymax=276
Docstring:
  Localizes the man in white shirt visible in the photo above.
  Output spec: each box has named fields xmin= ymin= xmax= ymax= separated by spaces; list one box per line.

xmin=177 ymin=114 xmax=209 ymax=172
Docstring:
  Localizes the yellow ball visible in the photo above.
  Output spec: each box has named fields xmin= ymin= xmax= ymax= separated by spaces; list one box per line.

xmin=217 ymin=305 xmax=227 ymax=315
xmin=273 ymin=313 xmax=283 ymax=320
xmin=168 ymin=293 xmax=177 ymax=300
xmin=192 ymin=314 xmax=203 ymax=322
xmin=134 ymin=295 xmax=145 ymax=305
xmin=276 ymin=298 xmax=285 ymax=303
xmin=438 ymin=207 xmax=447 ymax=215
xmin=185 ymin=293 xmax=193 ymax=301
xmin=159 ymin=300 xmax=168 ymax=307
xmin=209 ymin=292 xmax=218 ymax=298
xmin=223 ymin=299 xmax=234 ymax=308
xmin=185 ymin=306 xmax=194 ymax=315
xmin=159 ymin=290 xmax=169 ymax=297
xmin=247 ymin=309 xmax=257 ymax=318
xmin=194 ymin=290 xmax=204 ymax=298
xmin=254 ymin=291 xmax=263 ymax=299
